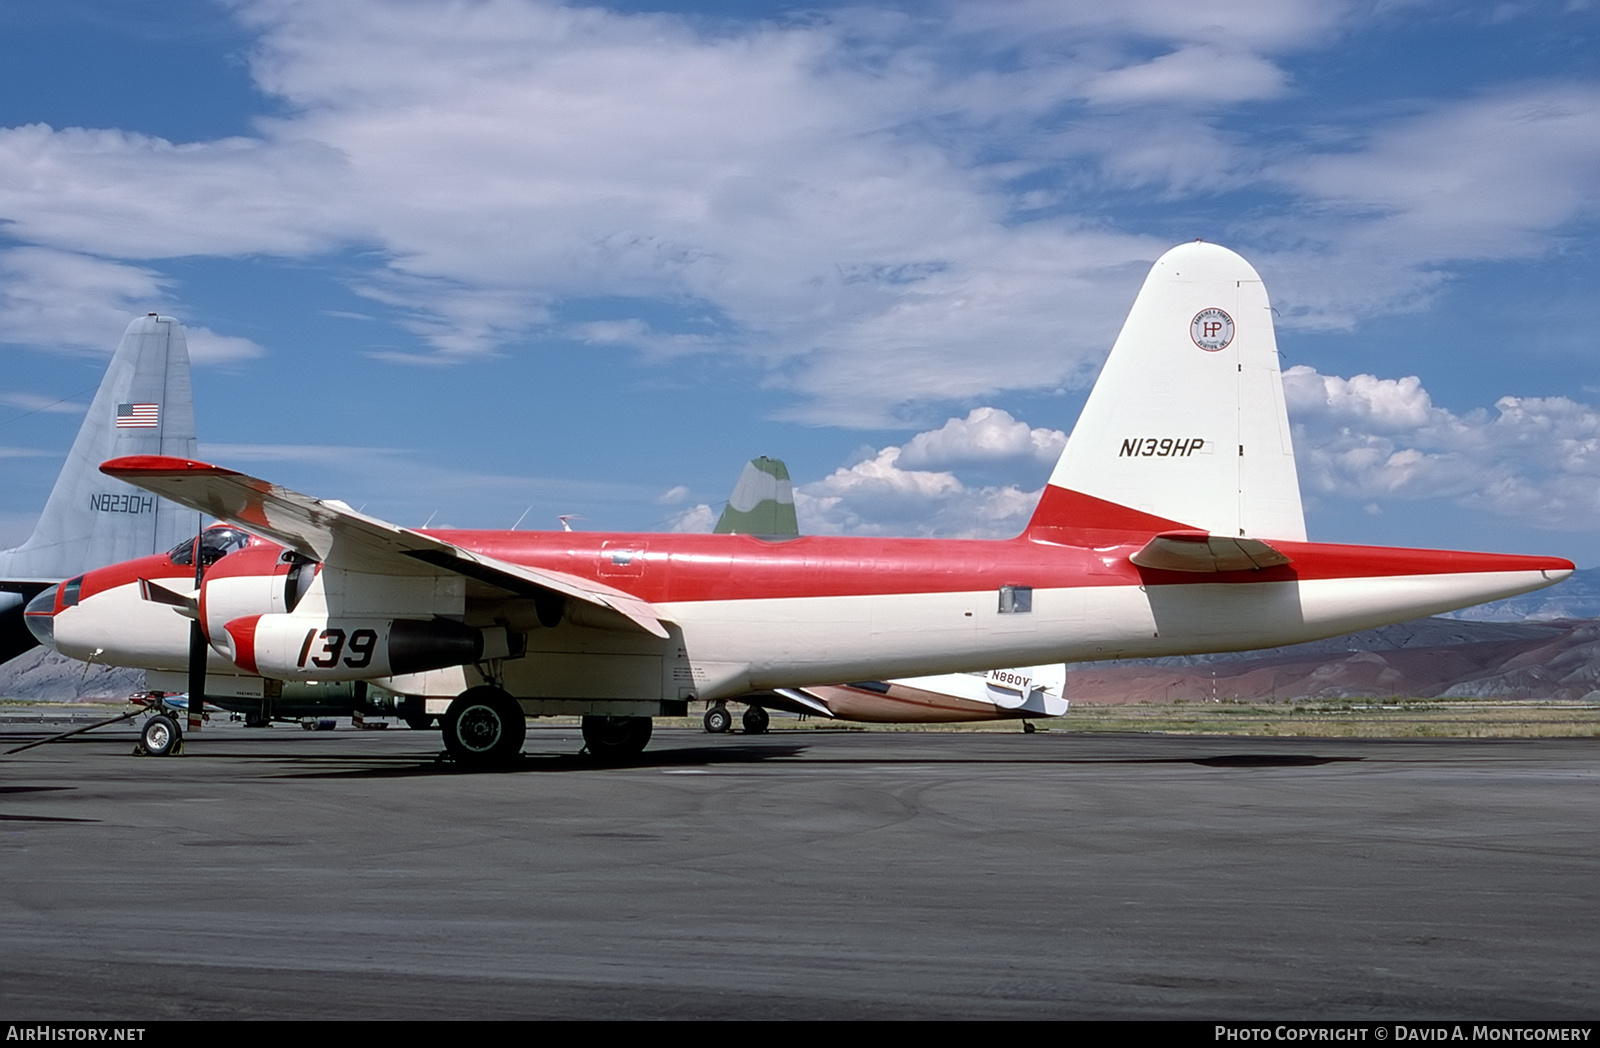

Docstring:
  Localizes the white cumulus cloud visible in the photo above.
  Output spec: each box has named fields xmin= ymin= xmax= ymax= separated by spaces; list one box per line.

xmin=896 ymin=407 xmax=1066 ymax=471
xmin=1285 ymin=364 xmax=1600 ymax=530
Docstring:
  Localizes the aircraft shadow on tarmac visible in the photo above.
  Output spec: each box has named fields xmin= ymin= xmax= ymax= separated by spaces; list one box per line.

xmin=1182 ymin=754 xmax=1362 ymax=768
xmin=782 ymin=751 xmax=1367 ymax=770
xmin=268 ymin=740 xmax=814 ymax=779
xmin=0 ymin=784 xmax=96 ymax=823
xmin=262 ymin=742 xmax=1362 ymax=778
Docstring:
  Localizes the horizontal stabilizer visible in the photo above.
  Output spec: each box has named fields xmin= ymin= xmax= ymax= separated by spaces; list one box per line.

xmin=1130 ymin=531 xmax=1291 ymax=573
xmin=101 ymin=455 xmax=672 ymax=640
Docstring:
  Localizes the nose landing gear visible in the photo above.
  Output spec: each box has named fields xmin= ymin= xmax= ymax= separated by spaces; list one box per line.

xmin=136 ymin=713 xmax=182 ymax=757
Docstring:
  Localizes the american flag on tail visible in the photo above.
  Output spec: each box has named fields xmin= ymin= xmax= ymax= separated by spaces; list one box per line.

xmin=116 ymin=403 xmax=159 ymax=429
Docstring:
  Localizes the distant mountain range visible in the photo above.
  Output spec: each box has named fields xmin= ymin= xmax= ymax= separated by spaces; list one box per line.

xmin=0 ymin=646 xmax=145 ymax=703
xmin=1067 ymin=617 xmax=1600 ymax=703
xmin=1054 ymin=568 xmax=1600 ymax=704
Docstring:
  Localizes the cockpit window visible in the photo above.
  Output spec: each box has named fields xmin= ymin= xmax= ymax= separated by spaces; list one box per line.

xmin=167 ymin=527 xmax=254 ymax=567
xmin=62 ymin=575 xmax=83 ymax=608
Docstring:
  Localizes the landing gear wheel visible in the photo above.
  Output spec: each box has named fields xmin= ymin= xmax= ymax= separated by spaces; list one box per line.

xmin=441 ymin=687 xmax=525 ymax=768
xmin=581 ymin=716 xmax=653 ymax=761
xmin=404 ymin=714 xmax=436 ymax=731
xmin=244 ymin=712 xmax=270 ymax=728
xmin=742 ymin=705 xmax=770 ymax=734
xmin=1022 ymin=721 xmax=1036 ymax=734
xmin=703 ymin=705 xmax=732 ymax=734
xmin=140 ymin=714 xmax=181 ymax=757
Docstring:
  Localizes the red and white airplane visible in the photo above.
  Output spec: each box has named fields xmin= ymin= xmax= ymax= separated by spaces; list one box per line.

xmin=23 ymin=242 xmax=1573 ymax=765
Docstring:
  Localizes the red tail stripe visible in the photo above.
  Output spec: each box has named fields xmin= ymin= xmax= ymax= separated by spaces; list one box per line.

xmin=1025 ymin=486 xmax=1192 ymax=544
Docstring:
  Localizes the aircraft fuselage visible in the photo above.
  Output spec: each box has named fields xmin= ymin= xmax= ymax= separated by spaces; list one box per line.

xmin=34 ymin=526 xmax=1570 ymax=707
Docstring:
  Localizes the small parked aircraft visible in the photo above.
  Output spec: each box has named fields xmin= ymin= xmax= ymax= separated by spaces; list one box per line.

xmin=25 ymin=243 xmax=1572 ymax=766
xmin=705 ymin=456 xmax=1067 ymax=733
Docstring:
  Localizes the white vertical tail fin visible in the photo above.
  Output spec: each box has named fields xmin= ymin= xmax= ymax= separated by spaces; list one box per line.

xmin=1027 ymin=241 xmax=1304 ymax=543
xmin=982 ymin=664 xmax=1068 ymax=717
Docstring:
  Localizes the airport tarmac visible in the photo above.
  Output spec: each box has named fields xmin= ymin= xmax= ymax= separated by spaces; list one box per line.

xmin=1 ymin=720 xmax=1595 ymax=1020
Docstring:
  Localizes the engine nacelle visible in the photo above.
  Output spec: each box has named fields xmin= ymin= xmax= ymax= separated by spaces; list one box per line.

xmin=199 ymin=546 xmax=316 ymax=642
xmin=221 ymin=614 xmax=485 ymax=681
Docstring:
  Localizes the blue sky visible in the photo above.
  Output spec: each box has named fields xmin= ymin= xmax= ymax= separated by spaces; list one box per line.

xmin=1 ymin=0 xmax=1599 ymax=563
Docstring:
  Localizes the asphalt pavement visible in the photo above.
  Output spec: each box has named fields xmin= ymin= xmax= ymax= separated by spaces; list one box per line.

xmin=1 ymin=720 xmax=1595 ymax=1019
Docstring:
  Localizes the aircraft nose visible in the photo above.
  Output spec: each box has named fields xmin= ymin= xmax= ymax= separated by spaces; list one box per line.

xmin=23 ymin=586 xmax=58 ymax=649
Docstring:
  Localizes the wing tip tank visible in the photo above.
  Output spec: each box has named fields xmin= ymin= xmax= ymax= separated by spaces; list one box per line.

xmin=100 ymin=455 xmax=240 ymax=478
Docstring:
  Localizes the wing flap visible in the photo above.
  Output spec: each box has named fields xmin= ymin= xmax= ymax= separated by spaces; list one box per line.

xmin=102 ymin=456 xmax=672 ymax=639
xmin=1130 ymin=530 xmax=1291 ymax=573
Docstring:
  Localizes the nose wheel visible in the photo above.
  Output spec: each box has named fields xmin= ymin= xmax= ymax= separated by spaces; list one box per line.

xmin=136 ymin=714 xmax=182 ymax=757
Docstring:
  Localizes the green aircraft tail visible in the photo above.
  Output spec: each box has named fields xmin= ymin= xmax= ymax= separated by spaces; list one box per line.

xmin=714 ymin=456 xmax=799 ymax=537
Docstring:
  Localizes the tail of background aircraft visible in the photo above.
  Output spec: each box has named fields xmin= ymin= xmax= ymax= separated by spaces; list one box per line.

xmin=1027 ymin=241 xmax=1305 ymax=545
xmin=0 ymin=314 xmax=198 ymax=662
xmin=980 ymin=663 xmax=1068 ymax=718
xmin=713 ymin=456 xmax=799 ymax=537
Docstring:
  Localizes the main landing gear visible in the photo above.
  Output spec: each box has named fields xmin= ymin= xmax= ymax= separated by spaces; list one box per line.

xmin=433 ymin=691 xmax=657 ymax=768
xmin=703 ymin=703 xmax=768 ymax=734
xmin=581 ymin=715 xmax=653 ymax=761
xmin=742 ymin=705 xmax=769 ymax=734
xmin=440 ymin=686 xmax=526 ymax=768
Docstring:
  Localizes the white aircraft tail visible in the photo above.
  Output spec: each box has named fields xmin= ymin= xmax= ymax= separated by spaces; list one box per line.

xmin=1027 ymin=241 xmax=1304 ymax=544
xmin=0 ymin=314 xmax=199 ymax=582
xmin=983 ymin=664 xmax=1068 ymax=717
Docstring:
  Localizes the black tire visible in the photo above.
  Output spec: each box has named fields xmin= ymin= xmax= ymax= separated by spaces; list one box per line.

xmin=141 ymin=714 xmax=180 ymax=757
xmin=742 ymin=705 xmax=770 ymax=734
xmin=703 ymin=705 xmax=732 ymax=734
xmin=581 ymin=715 xmax=653 ymax=761
xmin=441 ymin=687 xmax=526 ymax=768
xmin=244 ymin=712 xmax=270 ymax=728
xmin=1022 ymin=721 xmax=1037 ymax=734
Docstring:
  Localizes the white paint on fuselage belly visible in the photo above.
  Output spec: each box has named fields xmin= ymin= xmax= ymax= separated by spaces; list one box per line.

xmin=1289 ymin=570 xmax=1564 ymax=639
xmin=664 ymin=588 xmax=1119 ymax=690
xmin=662 ymin=567 xmax=1566 ymax=693
xmin=51 ymin=581 xmax=241 ymax=674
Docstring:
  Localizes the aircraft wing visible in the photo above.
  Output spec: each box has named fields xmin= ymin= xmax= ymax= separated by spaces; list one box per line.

xmin=1130 ymin=530 xmax=1291 ymax=573
xmin=99 ymin=455 xmax=670 ymax=639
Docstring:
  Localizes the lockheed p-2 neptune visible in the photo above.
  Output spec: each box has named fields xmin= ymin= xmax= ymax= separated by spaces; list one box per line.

xmin=25 ymin=243 xmax=1573 ymax=764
